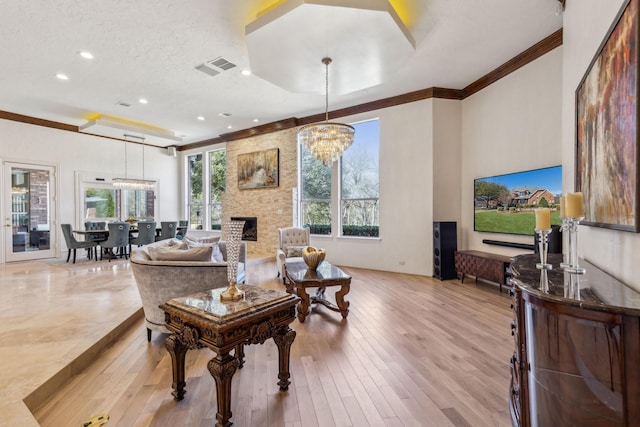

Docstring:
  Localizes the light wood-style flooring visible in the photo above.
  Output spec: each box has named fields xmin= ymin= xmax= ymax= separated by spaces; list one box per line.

xmin=27 ymin=258 xmax=513 ymax=427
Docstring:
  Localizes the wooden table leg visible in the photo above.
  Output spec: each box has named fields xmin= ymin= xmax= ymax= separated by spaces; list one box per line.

xmin=235 ymin=343 xmax=245 ymax=368
xmin=207 ymin=351 xmax=239 ymax=427
xmin=165 ymin=334 xmax=188 ymax=401
xmin=335 ymin=283 xmax=351 ymax=319
xmin=296 ymin=286 xmax=311 ymax=323
xmin=273 ymin=326 xmax=296 ymax=390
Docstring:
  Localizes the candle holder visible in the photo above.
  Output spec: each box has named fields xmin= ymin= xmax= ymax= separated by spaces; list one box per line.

xmin=535 ymin=228 xmax=552 ymax=270
xmin=562 ymin=217 xmax=586 ymax=275
xmin=559 ymin=217 xmax=570 ymax=269
xmin=539 ymin=268 xmax=549 ymax=293
xmin=564 ymin=270 xmax=581 ymax=300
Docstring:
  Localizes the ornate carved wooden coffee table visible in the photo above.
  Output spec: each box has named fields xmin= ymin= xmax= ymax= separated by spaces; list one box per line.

xmin=284 ymin=261 xmax=351 ymax=323
xmin=160 ymin=284 xmax=298 ymax=427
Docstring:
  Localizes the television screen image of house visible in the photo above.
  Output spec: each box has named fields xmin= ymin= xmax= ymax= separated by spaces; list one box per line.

xmin=474 ymin=166 xmax=562 ymax=236
xmin=237 ymin=148 xmax=279 ymax=190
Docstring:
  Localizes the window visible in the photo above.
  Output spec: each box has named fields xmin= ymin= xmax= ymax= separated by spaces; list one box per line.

xmin=209 ymin=150 xmax=226 ymax=230
xmin=83 ymin=187 xmax=154 ymax=222
xmin=84 ymin=187 xmax=118 ymax=220
xmin=299 ymin=118 xmax=380 ymax=237
xmin=122 ymin=189 xmax=155 ymax=220
xmin=187 ymin=154 xmax=204 ymax=230
xmin=340 ymin=119 xmax=379 ymax=237
xmin=300 ymin=146 xmax=332 ymax=235
xmin=184 ymin=149 xmax=226 ymax=231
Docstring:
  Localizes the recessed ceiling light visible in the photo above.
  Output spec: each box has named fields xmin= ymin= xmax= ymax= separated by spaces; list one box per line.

xmin=79 ymin=51 xmax=94 ymax=59
xmin=253 ymin=118 xmax=259 ymax=122
xmin=197 ymin=116 xmax=205 ymax=121
xmin=56 ymin=73 xmax=69 ymax=80
xmin=227 ymin=125 xmax=233 ymax=129
xmin=139 ymin=98 xmax=148 ymax=104
xmin=241 ymin=69 xmax=251 ymax=76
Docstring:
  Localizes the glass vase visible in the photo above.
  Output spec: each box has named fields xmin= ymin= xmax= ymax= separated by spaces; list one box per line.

xmin=220 ymin=220 xmax=245 ymax=301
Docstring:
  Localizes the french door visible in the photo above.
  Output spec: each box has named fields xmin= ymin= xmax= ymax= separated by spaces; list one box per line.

xmin=3 ymin=162 xmax=57 ymax=262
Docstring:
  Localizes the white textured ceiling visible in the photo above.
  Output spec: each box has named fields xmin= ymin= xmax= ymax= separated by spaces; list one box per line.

xmin=0 ymin=0 xmax=563 ymax=147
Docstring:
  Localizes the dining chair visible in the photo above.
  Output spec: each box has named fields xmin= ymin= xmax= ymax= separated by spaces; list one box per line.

xmin=129 ymin=221 xmax=156 ymax=254
xmin=101 ymin=222 xmax=131 ymax=261
xmin=156 ymin=221 xmax=178 ymax=241
xmin=60 ymin=224 xmax=98 ymax=263
xmin=176 ymin=220 xmax=189 ymax=240
xmin=84 ymin=221 xmax=107 ymax=242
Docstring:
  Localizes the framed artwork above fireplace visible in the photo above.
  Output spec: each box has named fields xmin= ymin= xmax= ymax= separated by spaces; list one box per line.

xmin=237 ymin=148 xmax=279 ymax=190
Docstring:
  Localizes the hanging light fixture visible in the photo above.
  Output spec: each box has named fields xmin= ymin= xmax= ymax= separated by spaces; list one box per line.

xmin=112 ymin=135 xmax=157 ymax=190
xmin=297 ymin=57 xmax=355 ymax=166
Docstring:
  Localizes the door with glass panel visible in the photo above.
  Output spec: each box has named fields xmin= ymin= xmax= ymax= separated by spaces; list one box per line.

xmin=3 ymin=162 xmax=57 ymax=261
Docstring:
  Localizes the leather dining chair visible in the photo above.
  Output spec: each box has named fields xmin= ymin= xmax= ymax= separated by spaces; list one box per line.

xmin=60 ymin=224 xmax=98 ymax=263
xmin=156 ymin=221 xmax=178 ymax=241
xmin=101 ymin=222 xmax=131 ymax=262
xmin=129 ymin=221 xmax=156 ymax=254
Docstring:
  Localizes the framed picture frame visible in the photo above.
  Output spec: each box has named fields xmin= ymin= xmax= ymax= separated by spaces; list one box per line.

xmin=237 ymin=148 xmax=279 ymax=190
xmin=576 ymin=0 xmax=639 ymax=232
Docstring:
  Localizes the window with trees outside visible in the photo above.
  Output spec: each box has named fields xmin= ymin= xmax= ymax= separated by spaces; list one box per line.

xmin=299 ymin=118 xmax=380 ymax=237
xmin=341 ymin=119 xmax=379 ymax=237
xmin=187 ymin=154 xmax=204 ymax=230
xmin=209 ymin=150 xmax=226 ymax=230
xmin=83 ymin=187 xmax=154 ymax=221
xmin=187 ymin=150 xmax=226 ymax=231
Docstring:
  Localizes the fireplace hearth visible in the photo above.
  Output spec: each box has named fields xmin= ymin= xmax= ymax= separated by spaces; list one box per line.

xmin=230 ymin=217 xmax=257 ymax=241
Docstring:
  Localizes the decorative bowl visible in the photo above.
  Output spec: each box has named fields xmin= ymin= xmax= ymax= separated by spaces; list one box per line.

xmin=302 ymin=246 xmax=326 ymax=271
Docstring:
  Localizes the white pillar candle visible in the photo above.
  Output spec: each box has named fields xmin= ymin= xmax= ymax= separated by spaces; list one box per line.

xmin=535 ymin=208 xmax=551 ymax=230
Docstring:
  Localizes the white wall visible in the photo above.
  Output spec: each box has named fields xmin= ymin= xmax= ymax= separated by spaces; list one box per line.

xmin=311 ymin=99 xmax=436 ymax=275
xmin=0 ymin=119 xmax=181 ymax=258
xmin=563 ymin=0 xmax=640 ymax=291
xmin=460 ymin=47 xmax=563 ymax=257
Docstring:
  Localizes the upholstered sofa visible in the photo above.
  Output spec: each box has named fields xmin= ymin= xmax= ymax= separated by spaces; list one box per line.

xmin=130 ymin=238 xmax=247 ymax=341
xmin=276 ymin=227 xmax=310 ymax=282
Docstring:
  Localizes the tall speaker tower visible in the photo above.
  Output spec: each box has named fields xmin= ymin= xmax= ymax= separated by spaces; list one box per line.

xmin=433 ymin=222 xmax=457 ymax=280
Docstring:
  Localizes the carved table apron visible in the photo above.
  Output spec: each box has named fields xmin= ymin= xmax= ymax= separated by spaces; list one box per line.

xmin=284 ymin=261 xmax=351 ymax=323
xmin=160 ymin=285 xmax=298 ymax=427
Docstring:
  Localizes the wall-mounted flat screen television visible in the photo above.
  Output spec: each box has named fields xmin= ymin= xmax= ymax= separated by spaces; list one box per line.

xmin=474 ymin=165 xmax=563 ymax=236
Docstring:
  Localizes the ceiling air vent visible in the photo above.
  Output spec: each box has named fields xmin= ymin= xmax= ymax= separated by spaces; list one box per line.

xmin=195 ymin=56 xmax=236 ymax=77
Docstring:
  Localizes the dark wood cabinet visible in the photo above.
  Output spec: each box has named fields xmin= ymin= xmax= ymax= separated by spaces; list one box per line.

xmin=454 ymin=250 xmax=512 ymax=292
xmin=509 ymin=254 xmax=640 ymax=427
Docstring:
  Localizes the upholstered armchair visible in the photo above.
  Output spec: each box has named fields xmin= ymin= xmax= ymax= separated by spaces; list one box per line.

xmin=276 ymin=227 xmax=310 ymax=283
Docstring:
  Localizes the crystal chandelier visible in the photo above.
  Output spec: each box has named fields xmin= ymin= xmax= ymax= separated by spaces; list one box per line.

xmin=113 ymin=136 xmax=156 ymax=190
xmin=297 ymin=57 xmax=354 ymax=166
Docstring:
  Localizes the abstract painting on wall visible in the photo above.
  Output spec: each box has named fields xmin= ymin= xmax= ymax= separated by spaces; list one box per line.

xmin=576 ymin=0 xmax=639 ymax=232
xmin=237 ymin=148 xmax=279 ymax=190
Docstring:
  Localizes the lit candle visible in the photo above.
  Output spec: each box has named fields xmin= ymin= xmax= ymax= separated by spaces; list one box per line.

xmin=565 ymin=192 xmax=584 ymax=218
xmin=559 ymin=196 xmax=565 ymax=218
xmin=535 ymin=208 xmax=551 ymax=230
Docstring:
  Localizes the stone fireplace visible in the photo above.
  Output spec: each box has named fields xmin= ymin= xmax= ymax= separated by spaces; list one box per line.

xmin=230 ymin=217 xmax=257 ymax=241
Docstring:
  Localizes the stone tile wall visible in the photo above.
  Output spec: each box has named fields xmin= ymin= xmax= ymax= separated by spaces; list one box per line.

xmin=223 ymin=128 xmax=298 ymax=257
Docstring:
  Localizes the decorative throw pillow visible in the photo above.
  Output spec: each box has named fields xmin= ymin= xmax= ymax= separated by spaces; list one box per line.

xmin=148 ymin=246 xmax=212 ymax=261
xmin=164 ymin=239 xmax=187 ymax=249
xmin=286 ymin=245 xmax=307 ymax=257
xmin=211 ymin=244 xmax=224 ymax=262
xmin=183 ymin=236 xmax=225 ymax=262
xmin=183 ymin=235 xmax=221 ymax=247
